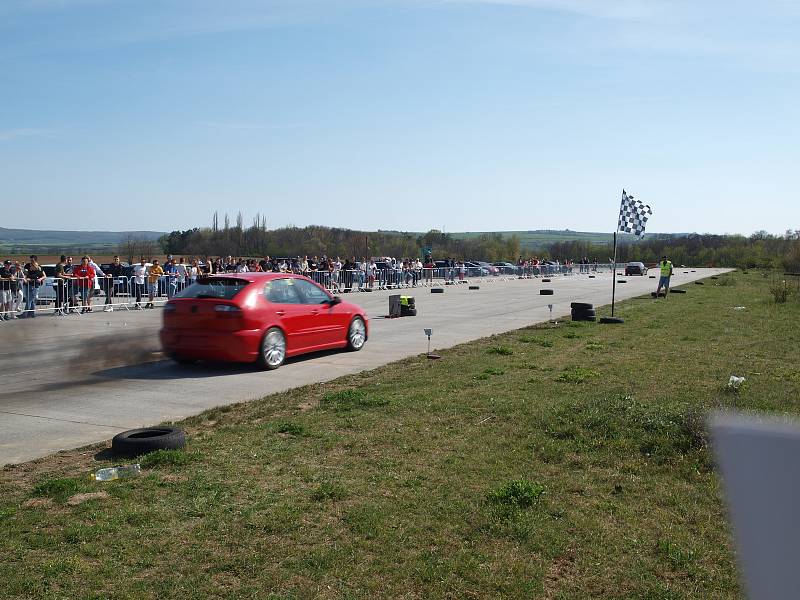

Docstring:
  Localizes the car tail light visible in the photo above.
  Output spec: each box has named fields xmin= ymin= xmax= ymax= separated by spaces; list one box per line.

xmin=214 ymin=304 xmax=241 ymax=315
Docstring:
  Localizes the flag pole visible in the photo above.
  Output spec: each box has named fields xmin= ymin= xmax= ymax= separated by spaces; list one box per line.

xmin=611 ymin=230 xmax=618 ymax=317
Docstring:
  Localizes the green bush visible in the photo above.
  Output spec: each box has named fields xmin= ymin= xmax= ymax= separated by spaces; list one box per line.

xmin=275 ymin=422 xmax=305 ymax=436
xmin=32 ymin=477 xmax=80 ymax=502
xmin=139 ymin=449 xmax=193 ymax=468
xmin=487 ymin=346 xmax=514 ymax=356
xmin=556 ymin=367 xmax=600 ymax=383
xmin=483 ymin=367 xmax=505 ymax=375
xmin=769 ymin=280 xmax=790 ymax=303
xmin=488 ymin=479 xmax=545 ymax=509
xmin=310 ymin=482 xmax=347 ymax=502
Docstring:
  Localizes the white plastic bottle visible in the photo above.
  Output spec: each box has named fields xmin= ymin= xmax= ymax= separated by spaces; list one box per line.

xmin=91 ymin=464 xmax=141 ymax=481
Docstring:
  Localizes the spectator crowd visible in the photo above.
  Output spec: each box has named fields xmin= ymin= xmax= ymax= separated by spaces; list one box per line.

xmin=1 ymin=252 xmax=605 ymax=321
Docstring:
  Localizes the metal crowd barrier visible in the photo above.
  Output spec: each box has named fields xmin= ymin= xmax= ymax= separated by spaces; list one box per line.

xmin=2 ymin=264 xmax=619 ymax=320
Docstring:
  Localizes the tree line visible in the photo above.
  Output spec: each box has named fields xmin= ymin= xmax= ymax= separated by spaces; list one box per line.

xmin=119 ymin=213 xmax=799 ymax=270
xmin=152 ymin=213 xmax=521 ymax=262
xmin=541 ymin=230 xmax=800 ymax=271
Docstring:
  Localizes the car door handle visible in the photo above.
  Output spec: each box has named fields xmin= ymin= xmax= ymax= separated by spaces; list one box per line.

xmin=311 ymin=310 xmax=319 ymax=315
xmin=276 ymin=310 xmax=285 ymax=316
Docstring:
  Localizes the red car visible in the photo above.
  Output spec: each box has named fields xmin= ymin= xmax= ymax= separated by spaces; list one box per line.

xmin=160 ymin=273 xmax=368 ymax=369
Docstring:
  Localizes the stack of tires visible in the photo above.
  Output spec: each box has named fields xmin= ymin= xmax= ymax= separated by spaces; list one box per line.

xmin=400 ymin=295 xmax=417 ymax=316
xmin=571 ymin=302 xmax=596 ymax=322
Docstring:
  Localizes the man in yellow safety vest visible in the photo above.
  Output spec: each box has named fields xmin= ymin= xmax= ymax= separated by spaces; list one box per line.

xmin=656 ymin=255 xmax=674 ymax=298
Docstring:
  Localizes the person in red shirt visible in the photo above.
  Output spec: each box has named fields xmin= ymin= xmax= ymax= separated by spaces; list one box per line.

xmin=73 ymin=256 xmax=96 ymax=314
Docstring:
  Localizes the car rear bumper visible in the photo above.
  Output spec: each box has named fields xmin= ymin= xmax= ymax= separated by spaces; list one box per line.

xmin=160 ymin=328 xmax=262 ymax=362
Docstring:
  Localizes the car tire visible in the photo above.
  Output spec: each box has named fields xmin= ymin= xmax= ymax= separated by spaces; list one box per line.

xmin=541 ymin=278 xmax=551 ymax=283
xmin=570 ymin=302 xmax=593 ymax=310
xmin=469 ymin=285 xmax=480 ymax=290
xmin=259 ymin=327 xmax=286 ymax=370
xmin=599 ymin=317 xmax=624 ymax=324
xmin=173 ymin=355 xmax=197 ymax=365
xmin=617 ymin=279 xmax=627 ymax=283
xmin=671 ymin=289 xmax=687 ymax=294
xmin=347 ymin=316 xmax=367 ymax=351
xmin=540 ymin=289 xmax=554 ymax=295
xmin=431 ymin=288 xmax=444 ymax=294
xmin=112 ymin=427 xmax=186 ymax=458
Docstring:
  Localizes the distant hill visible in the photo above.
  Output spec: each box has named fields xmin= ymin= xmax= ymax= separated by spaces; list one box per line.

xmin=0 ymin=227 xmax=165 ymax=255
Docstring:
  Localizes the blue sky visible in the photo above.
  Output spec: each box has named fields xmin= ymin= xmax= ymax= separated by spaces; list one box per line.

xmin=1 ymin=0 xmax=798 ymax=235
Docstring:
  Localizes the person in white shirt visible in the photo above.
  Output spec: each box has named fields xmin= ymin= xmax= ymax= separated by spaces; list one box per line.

xmin=368 ymin=259 xmax=377 ymax=289
xmin=87 ymin=256 xmax=105 ymax=292
xmin=176 ymin=258 xmax=188 ymax=292
xmin=132 ymin=259 xmax=147 ymax=309
xmin=332 ymin=257 xmax=342 ymax=292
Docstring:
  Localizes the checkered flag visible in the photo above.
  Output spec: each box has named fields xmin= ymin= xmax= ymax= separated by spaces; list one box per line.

xmin=617 ymin=189 xmax=652 ymax=238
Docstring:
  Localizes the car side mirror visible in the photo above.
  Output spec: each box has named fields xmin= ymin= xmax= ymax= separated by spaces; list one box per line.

xmin=328 ymin=296 xmax=342 ymax=306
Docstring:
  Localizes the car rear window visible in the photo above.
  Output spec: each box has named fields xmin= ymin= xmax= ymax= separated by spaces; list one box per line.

xmin=177 ymin=277 xmax=248 ymax=300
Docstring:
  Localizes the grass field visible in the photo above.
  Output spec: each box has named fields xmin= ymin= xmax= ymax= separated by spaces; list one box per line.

xmin=2 ymin=271 xmax=798 ymax=599
xmin=445 ymin=230 xmax=686 ymax=252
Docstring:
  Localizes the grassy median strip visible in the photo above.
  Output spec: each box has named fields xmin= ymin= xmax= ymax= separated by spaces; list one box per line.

xmin=2 ymin=271 xmax=799 ymax=599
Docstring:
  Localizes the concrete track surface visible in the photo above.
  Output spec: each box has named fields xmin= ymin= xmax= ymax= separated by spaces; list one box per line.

xmin=0 ymin=269 xmax=729 ymax=465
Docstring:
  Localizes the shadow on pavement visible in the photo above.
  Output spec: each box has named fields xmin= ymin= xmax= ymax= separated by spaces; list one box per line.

xmin=94 ymin=349 xmax=345 ymax=380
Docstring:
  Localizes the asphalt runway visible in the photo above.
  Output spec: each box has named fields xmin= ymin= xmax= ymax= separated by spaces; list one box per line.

xmin=0 ymin=269 xmax=729 ymax=465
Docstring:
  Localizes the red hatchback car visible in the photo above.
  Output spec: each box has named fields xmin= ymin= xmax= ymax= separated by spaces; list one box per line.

xmin=160 ymin=273 xmax=368 ymax=369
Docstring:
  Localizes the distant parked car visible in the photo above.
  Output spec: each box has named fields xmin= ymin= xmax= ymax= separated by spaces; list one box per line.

xmin=492 ymin=262 xmax=518 ymax=275
xmin=474 ymin=261 xmax=500 ymax=276
xmin=464 ymin=261 xmax=490 ymax=276
xmin=624 ymin=262 xmax=648 ymax=276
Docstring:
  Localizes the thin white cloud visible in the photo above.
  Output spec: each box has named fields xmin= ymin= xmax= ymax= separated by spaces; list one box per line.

xmin=441 ymin=0 xmax=800 ymax=72
xmin=0 ymin=127 xmax=55 ymax=141
xmin=436 ymin=0 xmax=673 ymax=21
xmin=196 ymin=120 xmax=312 ymax=133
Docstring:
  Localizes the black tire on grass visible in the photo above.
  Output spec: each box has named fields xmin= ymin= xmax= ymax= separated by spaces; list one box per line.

xmin=599 ymin=317 xmax=624 ymax=324
xmin=694 ymin=281 xmax=704 ymax=285
xmin=112 ymin=427 xmax=186 ymax=458
xmin=671 ymin=289 xmax=687 ymax=294
xmin=571 ymin=309 xmax=596 ymax=318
